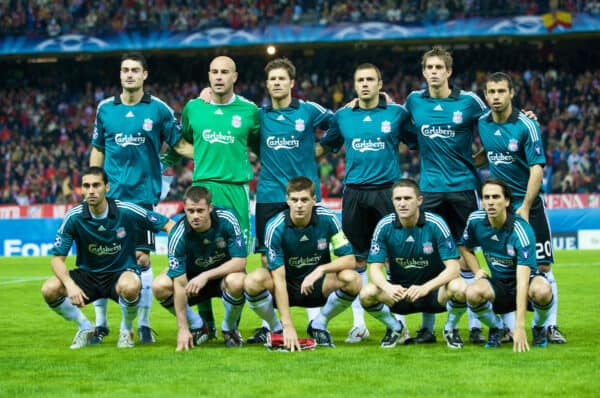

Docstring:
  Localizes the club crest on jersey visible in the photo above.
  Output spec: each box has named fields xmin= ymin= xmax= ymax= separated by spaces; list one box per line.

xmin=116 ymin=227 xmax=126 ymax=239
xmin=508 ymin=139 xmax=519 ymax=152
xmin=317 ymin=238 xmax=327 ymax=250
xmin=216 ymin=237 xmax=226 ymax=249
xmin=506 ymin=244 xmax=515 ymax=257
xmin=295 ymin=119 xmax=305 ymax=132
xmin=232 ymin=115 xmax=242 ymax=128
xmin=423 ymin=242 xmax=433 ymax=254
xmin=381 ymin=120 xmax=391 ymax=133
xmin=142 ymin=118 xmax=153 ymax=132
xmin=452 ymin=111 xmax=463 ymax=124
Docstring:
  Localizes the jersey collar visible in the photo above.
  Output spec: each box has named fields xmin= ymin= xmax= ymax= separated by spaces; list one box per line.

xmin=82 ymin=198 xmax=118 ymax=220
xmin=284 ymin=206 xmax=319 ymax=228
xmin=265 ymin=97 xmax=300 ymax=112
xmin=352 ymin=94 xmax=387 ymax=111
xmin=113 ymin=92 xmax=152 ymax=105
xmin=393 ymin=209 xmax=426 ymax=229
xmin=486 ymin=107 xmax=520 ymax=123
xmin=483 ymin=211 xmax=515 ymax=232
xmin=422 ymin=86 xmax=461 ymax=99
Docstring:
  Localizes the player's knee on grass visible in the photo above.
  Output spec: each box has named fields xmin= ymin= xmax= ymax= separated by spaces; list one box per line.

xmin=223 ymin=272 xmax=245 ymax=296
xmin=41 ymin=276 xmax=64 ymax=303
xmin=244 ymin=268 xmax=271 ymax=296
xmin=529 ymin=276 xmax=552 ymax=306
xmin=359 ymin=283 xmax=380 ymax=307
xmin=337 ymin=269 xmax=362 ymax=295
xmin=116 ymin=272 xmax=142 ymax=301
xmin=446 ymin=277 xmax=468 ymax=303
xmin=151 ymin=273 xmax=173 ymax=300
xmin=466 ymin=279 xmax=492 ymax=306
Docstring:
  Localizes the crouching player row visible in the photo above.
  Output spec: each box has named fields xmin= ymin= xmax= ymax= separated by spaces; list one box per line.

xmin=360 ymin=178 xmax=553 ymax=352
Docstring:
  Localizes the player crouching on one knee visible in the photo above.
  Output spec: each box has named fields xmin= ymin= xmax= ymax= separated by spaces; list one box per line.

xmin=359 ymin=179 xmax=469 ymax=349
xmin=244 ymin=176 xmax=361 ymax=351
xmin=41 ymin=167 xmax=174 ymax=349
xmin=152 ymin=186 xmax=247 ymax=351
xmin=460 ymin=178 xmax=553 ymax=352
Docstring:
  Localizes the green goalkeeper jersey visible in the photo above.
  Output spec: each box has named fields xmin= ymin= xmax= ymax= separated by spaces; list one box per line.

xmin=182 ymin=95 xmax=260 ymax=183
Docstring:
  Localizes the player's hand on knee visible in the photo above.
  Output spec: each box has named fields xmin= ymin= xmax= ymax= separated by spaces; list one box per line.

xmin=186 ymin=275 xmax=207 ymax=296
xmin=300 ymin=268 xmax=323 ymax=295
xmin=475 ymin=269 xmax=489 ymax=279
xmin=65 ymin=281 xmax=88 ymax=307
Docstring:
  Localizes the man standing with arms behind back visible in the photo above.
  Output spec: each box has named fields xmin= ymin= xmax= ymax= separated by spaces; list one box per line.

xmin=475 ymin=72 xmax=565 ymax=343
xmin=90 ymin=52 xmax=193 ymax=345
xmin=405 ymin=46 xmax=488 ymax=344
xmin=162 ymin=55 xmax=260 ymax=338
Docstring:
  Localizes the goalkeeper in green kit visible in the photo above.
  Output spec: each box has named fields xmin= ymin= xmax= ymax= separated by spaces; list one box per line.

xmin=163 ymin=56 xmax=260 ymax=338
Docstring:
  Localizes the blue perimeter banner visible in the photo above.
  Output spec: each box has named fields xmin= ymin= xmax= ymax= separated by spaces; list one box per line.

xmin=1 ymin=14 xmax=599 ymax=56
xmin=1 ymin=208 xmax=598 ymax=256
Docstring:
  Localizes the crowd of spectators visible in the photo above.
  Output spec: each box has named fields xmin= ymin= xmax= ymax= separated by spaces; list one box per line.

xmin=0 ymin=44 xmax=598 ymax=205
xmin=1 ymin=0 xmax=599 ymax=37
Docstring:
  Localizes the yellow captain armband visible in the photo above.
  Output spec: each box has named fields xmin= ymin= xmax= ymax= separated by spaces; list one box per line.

xmin=331 ymin=231 xmax=349 ymax=250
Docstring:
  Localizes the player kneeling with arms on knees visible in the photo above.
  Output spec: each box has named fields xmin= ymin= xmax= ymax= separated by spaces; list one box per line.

xmin=152 ymin=186 xmax=247 ymax=350
xmin=41 ymin=167 xmax=174 ymax=349
xmin=460 ymin=178 xmax=553 ymax=352
xmin=244 ymin=176 xmax=361 ymax=350
xmin=360 ymin=179 xmax=468 ymax=349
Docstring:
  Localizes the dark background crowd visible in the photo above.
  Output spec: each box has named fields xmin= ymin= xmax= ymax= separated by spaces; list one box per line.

xmin=0 ymin=0 xmax=598 ymax=205
xmin=2 ymin=0 xmax=599 ymax=37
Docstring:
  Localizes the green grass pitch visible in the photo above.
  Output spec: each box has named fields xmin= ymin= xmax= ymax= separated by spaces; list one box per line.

xmin=1 ymin=250 xmax=599 ymax=397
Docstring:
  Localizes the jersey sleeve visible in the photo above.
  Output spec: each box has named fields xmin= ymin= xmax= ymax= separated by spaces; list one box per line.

xmin=159 ymin=101 xmax=184 ymax=148
xmin=50 ymin=214 xmax=75 ymax=256
xmin=458 ymin=214 xmax=479 ymax=249
xmin=367 ymin=219 xmax=389 ymax=264
xmin=319 ymin=112 xmax=344 ymax=153
xmin=91 ymin=103 xmax=106 ymax=150
xmin=431 ymin=216 xmax=460 ymax=260
xmin=520 ymin=117 xmax=546 ymax=167
xmin=247 ymin=106 xmax=261 ymax=156
xmin=265 ymin=221 xmax=285 ymax=271
xmin=396 ymin=105 xmax=418 ymax=149
xmin=307 ymin=101 xmax=333 ymax=130
xmin=513 ymin=220 xmax=538 ymax=272
xmin=166 ymin=222 xmax=187 ymax=278
xmin=326 ymin=213 xmax=353 ymax=257
xmin=470 ymin=92 xmax=488 ymax=119
xmin=122 ymin=202 xmax=170 ymax=232
xmin=221 ymin=210 xmax=248 ymax=258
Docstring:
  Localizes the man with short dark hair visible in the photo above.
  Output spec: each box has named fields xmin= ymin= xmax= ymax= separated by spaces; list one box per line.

xmin=360 ymin=179 xmax=468 ymax=349
xmin=90 ymin=52 xmax=193 ymax=344
xmin=41 ymin=167 xmax=174 ymax=349
xmin=152 ymin=186 xmax=247 ymax=350
xmin=244 ymin=176 xmax=361 ymax=350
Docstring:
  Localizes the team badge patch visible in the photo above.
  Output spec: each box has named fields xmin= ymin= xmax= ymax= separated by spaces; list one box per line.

xmin=452 ymin=111 xmax=463 ymax=124
xmin=116 ymin=227 xmax=126 ymax=239
xmin=507 ymin=244 xmax=515 ymax=257
xmin=216 ymin=237 xmax=226 ymax=249
xmin=236 ymin=237 xmax=243 ymax=248
xmin=232 ymin=115 xmax=242 ymax=128
xmin=381 ymin=120 xmax=391 ymax=133
xmin=92 ymin=127 xmax=98 ymax=140
xmin=317 ymin=238 xmax=327 ymax=250
xmin=423 ymin=242 xmax=433 ymax=254
xmin=508 ymin=139 xmax=519 ymax=152
xmin=295 ymin=119 xmax=305 ymax=132
xmin=268 ymin=248 xmax=276 ymax=261
xmin=54 ymin=235 xmax=62 ymax=247
xmin=142 ymin=118 xmax=153 ymax=132
xmin=147 ymin=214 xmax=158 ymax=223
xmin=523 ymin=250 xmax=529 ymax=259
xmin=534 ymin=144 xmax=542 ymax=155
xmin=168 ymin=257 xmax=179 ymax=269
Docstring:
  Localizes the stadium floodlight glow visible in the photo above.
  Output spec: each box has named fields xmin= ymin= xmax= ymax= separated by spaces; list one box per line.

xmin=266 ymin=45 xmax=276 ymax=55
